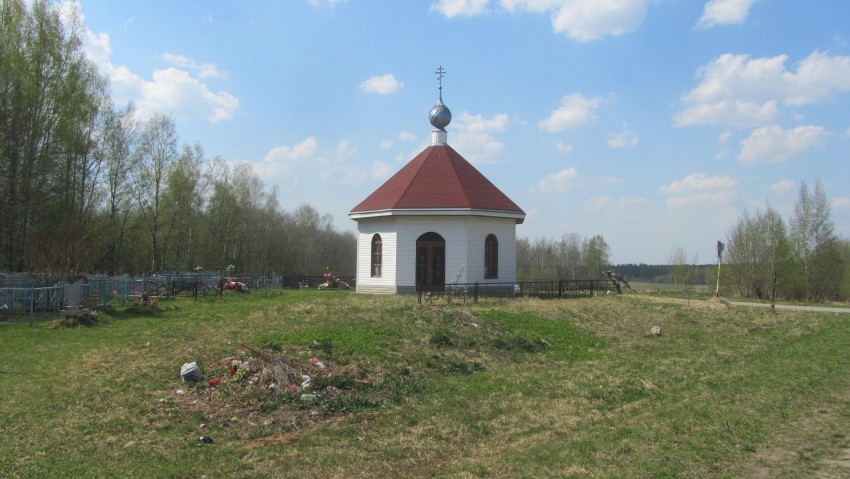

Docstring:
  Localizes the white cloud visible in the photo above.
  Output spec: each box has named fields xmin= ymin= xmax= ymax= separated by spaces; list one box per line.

xmin=398 ymin=131 xmax=416 ymax=142
xmin=531 ymin=167 xmax=579 ymax=192
xmin=675 ymin=99 xmax=779 ymax=128
xmin=451 ymin=111 xmax=509 ymax=163
xmin=661 ymin=172 xmax=737 ymax=194
xmin=696 ymin=0 xmax=756 ymax=29
xmin=340 ymin=171 xmax=365 ymax=185
xmin=583 ymin=195 xmax=645 ymax=213
xmin=259 ymin=137 xmax=362 ymax=186
xmin=135 ymin=68 xmax=239 ymax=123
xmin=665 ymin=190 xmax=734 ymax=207
xmin=263 ymin=137 xmax=319 ymax=164
xmin=555 ymin=140 xmax=573 ymax=154
xmin=334 ymin=140 xmax=356 ymax=159
xmin=457 ymin=111 xmax=509 ymax=132
xmin=83 ymin=30 xmax=112 ymax=66
xmin=607 ymin=123 xmax=639 ymax=148
xmin=846 ymin=127 xmax=850 ymax=137
xmin=676 ymin=51 xmax=850 ymax=128
xmin=769 ymin=180 xmax=795 ymax=193
xmin=360 ymin=74 xmax=404 ymax=94
xmin=258 ymin=137 xmax=320 ymax=182
xmin=162 ymin=53 xmax=227 ymax=79
xmin=550 ymin=0 xmax=647 ymax=41
xmin=370 ymin=160 xmax=394 ymax=180
xmin=502 ymin=0 xmax=647 ymax=41
xmin=71 ymin=2 xmax=239 ymax=123
xmin=431 ymin=0 xmax=490 ymax=17
xmin=717 ymin=130 xmax=732 ymax=144
xmin=378 ymin=139 xmax=392 ymax=149
xmin=309 ymin=0 xmax=349 ymax=7
xmin=599 ymin=176 xmax=625 ymax=185
xmin=661 ymin=172 xmax=736 ymax=208
xmin=738 ymin=125 xmax=826 ymax=165
xmin=832 ymin=197 xmax=850 ymax=209
xmin=539 ymin=93 xmax=604 ymax=132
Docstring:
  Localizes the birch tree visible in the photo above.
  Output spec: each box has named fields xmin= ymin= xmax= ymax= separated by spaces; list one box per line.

xmin=135 ymin=114 xmax=178 ymax=273
xmin=789 ymin=180 xmax=843 ymax=301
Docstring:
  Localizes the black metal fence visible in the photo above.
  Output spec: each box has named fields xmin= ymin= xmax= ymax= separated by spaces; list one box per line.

xmin=417 ymin=279 xmax=614 ymax=304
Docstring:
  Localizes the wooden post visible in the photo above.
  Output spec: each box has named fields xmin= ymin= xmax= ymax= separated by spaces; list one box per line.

xmin=715 ymin=240 xmax=724 ymax=297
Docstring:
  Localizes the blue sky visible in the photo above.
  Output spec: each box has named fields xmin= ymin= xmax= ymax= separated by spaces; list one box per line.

xmin=70 ymin=0 xmax=850 ymax=264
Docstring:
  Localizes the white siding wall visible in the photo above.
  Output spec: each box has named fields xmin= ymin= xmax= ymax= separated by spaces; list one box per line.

xmin=396 ymin=216 xmax=469 ymax=289
xmin=355 ymin=214 xmax=518 ymax=293
xmin=355 ymin=218 xmax=398 ymax=294
xmin=466 ymin=217 xmax=517 ymax=284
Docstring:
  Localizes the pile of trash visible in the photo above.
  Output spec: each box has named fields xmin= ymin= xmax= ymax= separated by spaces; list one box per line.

xmin=166 ymin=346 xmax=379 ymax=441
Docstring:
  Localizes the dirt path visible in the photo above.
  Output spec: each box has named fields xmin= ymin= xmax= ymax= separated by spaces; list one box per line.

xmin=727 ymin=301 xmax=850 ymax=314
xmin=648 ymin=296 xmax=850 ymax=314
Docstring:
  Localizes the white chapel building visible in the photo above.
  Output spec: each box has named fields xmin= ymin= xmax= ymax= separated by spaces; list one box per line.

xmin=349 ymin=69 xmax=525 ymax=294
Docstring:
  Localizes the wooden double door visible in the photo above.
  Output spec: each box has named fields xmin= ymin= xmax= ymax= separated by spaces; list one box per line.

xmin=416 ymin=232 xmax=445 ymax=291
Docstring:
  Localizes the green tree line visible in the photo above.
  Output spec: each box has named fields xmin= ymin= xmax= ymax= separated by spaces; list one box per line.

xmin=722 ymin=180 xmax=849 ymax=302
xmin=516 ymin=233 xmax=611 ymax=281
xmin=0 ymin=0 xmax=355 ymax=276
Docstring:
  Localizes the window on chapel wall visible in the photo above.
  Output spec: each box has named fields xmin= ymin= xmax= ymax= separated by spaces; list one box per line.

xmin=484 ymin=234 xmax=498 ymax=279
xmin=371 ymin=234 xmax=382 ymax=277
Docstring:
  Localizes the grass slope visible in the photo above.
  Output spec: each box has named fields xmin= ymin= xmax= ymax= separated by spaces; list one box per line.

xmin=1 ymin=290 xmax=849 ymax=478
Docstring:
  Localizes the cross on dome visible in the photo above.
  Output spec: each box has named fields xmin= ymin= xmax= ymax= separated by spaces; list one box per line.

xmin=429 ymin=65 xmax=452 ymax=139
xmin=435 ymin=66 xmax=445 ymax=100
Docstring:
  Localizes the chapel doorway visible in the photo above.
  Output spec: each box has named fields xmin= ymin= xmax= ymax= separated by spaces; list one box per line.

xmin=416 ymin=232 xmax=445 ymax=291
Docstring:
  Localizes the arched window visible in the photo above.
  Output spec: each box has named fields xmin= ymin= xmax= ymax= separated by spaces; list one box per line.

xmin=371 ymin=234 xmax=382 ymax=278
xmin=485 ymin=234 xmax=498 ymax=279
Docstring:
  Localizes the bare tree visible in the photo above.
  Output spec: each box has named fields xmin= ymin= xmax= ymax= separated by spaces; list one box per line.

xmin=789 ymin=180 xmax=843 ymax=301
xmin=97 ymin=104 xmax=137 ymax=273
xmin=135 ymin=114 xmax=179 ymax=273
xmin=725 ymin=205 xmax=789 ymax=299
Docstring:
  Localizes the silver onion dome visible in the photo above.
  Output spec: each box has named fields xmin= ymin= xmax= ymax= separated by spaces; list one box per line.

xmin=429 ymin=99 xmax=452 ymax=130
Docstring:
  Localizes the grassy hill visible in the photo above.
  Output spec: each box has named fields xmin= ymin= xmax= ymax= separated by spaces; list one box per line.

xmin=2 ymin=290 xmax=849 ymax=478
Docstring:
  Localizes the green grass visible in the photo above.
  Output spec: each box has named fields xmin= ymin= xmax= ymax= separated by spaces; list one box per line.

xmin=2 ymin=290 xmax=849 ymax=478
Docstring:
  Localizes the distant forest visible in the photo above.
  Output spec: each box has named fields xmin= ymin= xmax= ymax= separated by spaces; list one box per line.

xmin=606 ymin=263 xmax=714 ymax=285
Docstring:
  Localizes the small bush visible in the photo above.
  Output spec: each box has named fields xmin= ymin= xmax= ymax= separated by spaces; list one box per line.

xmin=430 ymin=330 xmax=456 ymax=348
xmin=52 ymin=313 xmax=104 ymax=328
xmin=492 ymin=333 xmax=550 ymax=353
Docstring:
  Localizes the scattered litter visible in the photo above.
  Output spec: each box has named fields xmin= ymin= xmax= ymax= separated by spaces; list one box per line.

xmin=197 ymin=436 xmax=214 ymax=444
xmin=175 ymin=389 xmax=185 ymax=396
xmin=198 ymin=423 xmax=206 ymax=430
xmin=180 ymin=362 xmax=203 ymax=382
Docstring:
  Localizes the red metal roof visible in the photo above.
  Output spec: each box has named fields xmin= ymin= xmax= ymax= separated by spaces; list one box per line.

xmin=350 ymin=145 xmax=524 ymax=220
